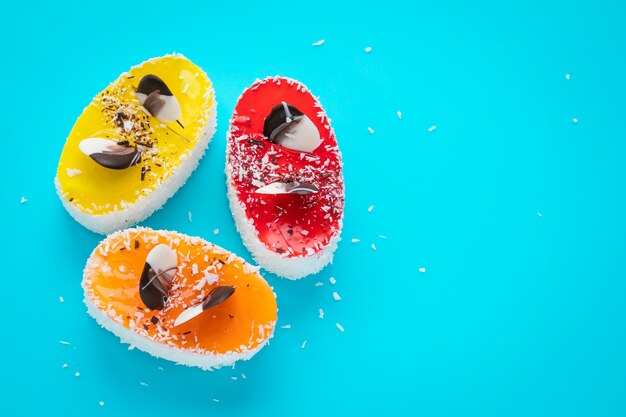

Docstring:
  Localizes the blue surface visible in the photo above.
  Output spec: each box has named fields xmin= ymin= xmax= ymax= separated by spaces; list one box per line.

xmin=2 ymin=1 xmax=626 ymax=416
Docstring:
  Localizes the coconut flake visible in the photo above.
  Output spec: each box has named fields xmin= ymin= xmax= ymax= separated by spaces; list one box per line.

xmin=336 ymin=323 xmax=345 ymax=332
xmin=66 ymin=168 xmax=82 ymax=177
xmin=332 ymin=291 xmax=341 ymax=301
xmin=20 ymin=196 xmax=27 ymax=204
xmin=319 ymin=308 xmax=324 ymax=319
xmin=428 ymin=125 xmax=437 ymax=132
xmin=312 ymin=39 xmax=325 ymax=46
xmin=367 ymin=127 xmax=375 ymax=134
xmin=419 ymin=267 xmax=426 ymax=273
xmin=365 ymin=46 xmax=372 ymax=53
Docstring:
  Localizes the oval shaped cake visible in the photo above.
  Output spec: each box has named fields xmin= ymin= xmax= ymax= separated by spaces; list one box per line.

xmin=55 ymin=54 xmax=216 ymax=234
xmin=226 ymin=77 xmax=344 ymax=279
xmin=83 ymin=227 xmax=277 ymax=370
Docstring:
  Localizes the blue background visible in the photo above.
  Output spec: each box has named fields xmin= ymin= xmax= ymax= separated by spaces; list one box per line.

xmin=1 ymin=1 xmax=625 ymax=416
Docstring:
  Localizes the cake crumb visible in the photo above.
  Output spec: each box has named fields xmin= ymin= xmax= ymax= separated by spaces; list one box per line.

xmin=312 ymin=39 xmax=325 ymax=46
xmin=428 ymin=125 xmax=437 ymax=132
xmin=333 ymin=291 xmax=341 ymax=301
xmin=336 ymin=323 xmax=345 ymax=332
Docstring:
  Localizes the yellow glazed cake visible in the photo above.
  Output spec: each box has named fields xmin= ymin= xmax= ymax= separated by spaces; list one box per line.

xmin=55 ymin=54 xmax=216 ymax=234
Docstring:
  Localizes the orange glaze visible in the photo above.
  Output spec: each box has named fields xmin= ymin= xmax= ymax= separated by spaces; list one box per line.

xmin=83 ymin=228 xmax=277 ymax=355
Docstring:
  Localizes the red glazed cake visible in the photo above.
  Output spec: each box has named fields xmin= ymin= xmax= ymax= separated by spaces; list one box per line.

xmin=226 ymin=77 xmax=344 ymax=279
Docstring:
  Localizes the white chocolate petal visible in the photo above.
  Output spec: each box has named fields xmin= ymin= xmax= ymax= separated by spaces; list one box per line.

xmin=275 ymin=115 xmax=321 ymax=153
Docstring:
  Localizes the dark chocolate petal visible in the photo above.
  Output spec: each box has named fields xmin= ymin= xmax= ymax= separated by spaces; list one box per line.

xmin=139 ymin=244 xmax=177 ymax=310
xmin=136 ymin=75 xmax=182 ymax=123
xmin=263 ymin=102 xmax=304 ymax=141
xmin=79 ymin=138 xmax=141 ymax=170
xmin=202 ymin=286 xmax=236 ymax=310
xmin=262 ymin=102 xmax=321 ymax=152
xmin=137 ymin=74 xmax=173 ymax=96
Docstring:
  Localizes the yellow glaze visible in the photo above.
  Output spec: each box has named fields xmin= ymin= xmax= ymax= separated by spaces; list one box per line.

xmin=56 ymin=54 xmax=214 ymax=215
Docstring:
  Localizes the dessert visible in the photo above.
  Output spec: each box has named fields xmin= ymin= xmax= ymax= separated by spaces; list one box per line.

xmin=56 ymin=54 xmax=216 ymax=234
xmin=83 ymin=227 xmax=277 ymax=370
xmin=226 ymin=77 xmax=344 ymax=279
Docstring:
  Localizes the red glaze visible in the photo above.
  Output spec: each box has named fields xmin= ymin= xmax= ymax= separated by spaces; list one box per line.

xmin=227 ymin=77 xmax=344 ymax=258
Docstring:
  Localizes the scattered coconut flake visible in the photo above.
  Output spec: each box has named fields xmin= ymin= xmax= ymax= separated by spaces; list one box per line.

xmin=319 ymin=308 xmax=324 ymax=319
xmin=367 ymin=127 xmax=375 ymax=134
xmin=59 ymin=340 xmax=71 ymax=345
xmin=365 ymin=46 xmax=372 ymax=53
xmin=75 ymin=372 xmax=80 ymax=377
xmin=332 ymin=291 xmax=341 ymax=301
xmin=301 ymin=340 xmax=307 ymax=349
xmin=428 ymin=125 xmax=437 ymax=132
xmin=213 ymin=228 xmax=220 ymax=235
xmin=59 ymin=296 xmax=64 ymax=303
xmin=281 ymin=324 xmax=292 ymax=329
xmin=20 ymin=196 xmax=27 ymax=204
xmin=419 ymin=267 xmax=426 ymax=273
xmin=329 ymin=277 xmax=336 ymax=285
xmin=371 ymin=243 xmax=377 ymax=251
xmin=312 ymin=39 xmax=325 ymax=46
xmin=188 ymin=211 xmax=192 ymax=222
xmin=62 ymin=363 xmax=68 ymax=368
xmin=139 ymin=381 xmax=149 ymax=387
xmin=351 ymin=238 xmax=360 ymax=243
xmin=537 ymin=212 xmax=543 ymax=217
xmin=213 ymin=399 xmax=220 ymax=403
xmin=241 ymin=373 xmax=247 ymax=379
xmin=572 ymin=118 xmax=579 ymax=124
xmin=99 ymin=401 xmax=105 ymax=407
xmin=336 ymin=323 xmax=345 ymax=332
xmin=66 ymin=168 xmax=82 ymax=177
xmin=157 ymin=366 xmax=164 ymax=371
xmin=368 ymin=205 xmax=374 ymax=212
xmin=565 ymin=73 xmax=571 ymax=80
xmin=378 ymin=235 xmax=387 ymax=239
xmin=231 ymin=376 xmax=238 ymax=381
xmin=315 ymin=282 xmax=324 ymax=287
xmin=397 ymin=111 xmax=402 ymax=119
